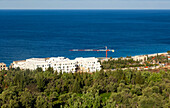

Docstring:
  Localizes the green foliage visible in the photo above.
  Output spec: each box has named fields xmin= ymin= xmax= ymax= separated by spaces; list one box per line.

xmin=0 ymin=68 xmax=169 ymax=107
xmin=19 ymin=89 xmax=35 ymax=108
xmin=65 ymin=89 xmax=101 ymax=108
xmin=148 ymin=73 xmax=162 ymax=82
xmin=100 ymin=92 xmax=111 ymax=102
xmin=101 ymin=58 xmax=144 ymax=69
xmin=72 ymin=78 xmax=81 ymax=93
xmin=167 ymin=51 xmax=170 ymax=54
xmin=36 ymin=72 xmax=46 ymax=91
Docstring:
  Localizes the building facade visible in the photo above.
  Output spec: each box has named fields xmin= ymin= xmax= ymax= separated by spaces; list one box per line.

xmin=75 ymin=57 xmax=101 ymax=72
xmin=11 ymin=57 xmax=101 ymax=73
xmin=0 ymin=63 xmax=8 ymax=71
xmin=132 ymin=55 xmax=148 ymax=62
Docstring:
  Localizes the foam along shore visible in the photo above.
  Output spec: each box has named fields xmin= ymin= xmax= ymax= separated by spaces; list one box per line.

xmin=101 ymin=52 xmax=168 ymax=61
xmin=147 ymin=52 xmax=168 ymax=57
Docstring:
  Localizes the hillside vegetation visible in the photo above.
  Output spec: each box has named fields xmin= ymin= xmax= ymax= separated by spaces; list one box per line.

xmin=0 ymin=68 xmax=170 ymax=108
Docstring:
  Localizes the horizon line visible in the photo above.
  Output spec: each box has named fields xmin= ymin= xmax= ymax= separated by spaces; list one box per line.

xmin=0 ymin=8 xmax=170 ymax=10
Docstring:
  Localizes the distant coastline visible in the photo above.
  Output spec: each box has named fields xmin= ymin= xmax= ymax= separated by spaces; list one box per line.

xmin=1 ymin=51 xmax=169 ymax=67
xmin=98 ymin=52 xmax=168 ymax=59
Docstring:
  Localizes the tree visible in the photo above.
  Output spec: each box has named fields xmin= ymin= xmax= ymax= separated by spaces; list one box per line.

xmin=19 ymin=89 xmax=35 ymax=108
xmin=65 ymin=90 xmax=101 ymax=108
xmin=148 ymin=73 xmax=162 ymax=82
xmin=0 ymin=86 xmax=20 ymax=107
xmin=72 ymin=78 xmax=80 ymax=93
xmin=167 ymin=51 xmax=170 ymax=55
xmin=36 ymin=73 xmax=46 ymax=91
xmin=35 ymin=94 xmax=48 ymax=108
xmin=36 ymin=67 xmax=43 ymax=72
xmin=135 ymin=71 xmax=144 ymax=84
xmin=0 ymin=66 xmax=169 ymax=107
xmin=47 ymin=67 xmax=54 ymax=73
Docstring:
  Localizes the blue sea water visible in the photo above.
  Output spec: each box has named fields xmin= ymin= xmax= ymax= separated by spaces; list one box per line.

xmin=0 ymin=10 xmax=170 ymax=66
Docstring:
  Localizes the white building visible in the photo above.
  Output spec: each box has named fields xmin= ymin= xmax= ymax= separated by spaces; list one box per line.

xmin=75 ymin=57 xmax=101 ymax=72
xmin=0 ymin=63 xmax=8 ymax=71
xmin=11 ymin=60 xmax=26 ymax=69
xmin=147 ymin=52 xmax=168 ymax=57
xmin=11 ymin=58 xmax=47 ymax=70
xmin=11 ymin=57 xmax=101 ymax=73
xmin=41 ymin=57 xmax=77 ymax=72
xmin=132 ymin=55 xmax=148 ymax=62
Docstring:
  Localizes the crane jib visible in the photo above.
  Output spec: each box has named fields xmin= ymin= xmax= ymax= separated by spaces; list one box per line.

xmin=69 ymin=46 xmax=114 ymax=58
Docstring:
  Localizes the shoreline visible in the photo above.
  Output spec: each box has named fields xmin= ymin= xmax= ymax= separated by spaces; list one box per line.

xmin=1 ymin=51 xmax=169 ymax=67
xmin=98 ymin=52 xmax=168 ymax=60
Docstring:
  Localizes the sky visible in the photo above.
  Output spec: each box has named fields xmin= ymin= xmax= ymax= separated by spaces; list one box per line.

xmin=0 ymin=0 xmax=170 ymax=9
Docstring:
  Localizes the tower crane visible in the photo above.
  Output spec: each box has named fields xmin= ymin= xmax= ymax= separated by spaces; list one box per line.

xmin=70 ymin=46 xmax=114 ymax=58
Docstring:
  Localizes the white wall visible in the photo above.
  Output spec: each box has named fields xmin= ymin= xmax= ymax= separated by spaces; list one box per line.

xmin=11 ymin=57 xmax=101 ymax=73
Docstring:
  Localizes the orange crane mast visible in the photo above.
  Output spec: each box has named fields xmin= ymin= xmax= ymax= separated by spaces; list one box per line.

xmin=70 ymin=46 xmax=114 ymax=58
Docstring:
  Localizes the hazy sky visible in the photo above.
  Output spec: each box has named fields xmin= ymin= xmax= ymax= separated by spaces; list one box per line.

xmin=0 ymin=0 xmax=170 ymax=9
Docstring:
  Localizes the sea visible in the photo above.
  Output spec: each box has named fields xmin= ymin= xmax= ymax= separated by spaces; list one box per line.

xmin=0 ymin=10 xmax=170 ymax=66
